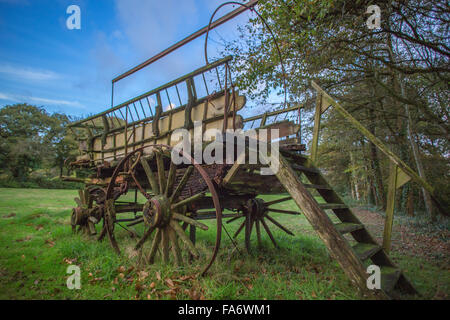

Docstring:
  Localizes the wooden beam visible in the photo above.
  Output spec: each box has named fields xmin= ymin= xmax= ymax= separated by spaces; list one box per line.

xmin=266 ymin=152 xmax=387 ymax=299
xmin=310 ymin=93 xmax=322 ymax=163
xmin=311 ymin=81 xmax=447 ymax=217
xmin=383 ymin=163 xmax=398 ymax=253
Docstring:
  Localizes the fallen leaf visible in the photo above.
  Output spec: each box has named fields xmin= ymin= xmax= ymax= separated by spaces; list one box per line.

xmin=156 ymin=271 xmax=161 ymax=281
xmin=165 ymin=278 xmax=175 ymax=288
xmin=138 ymin=271 xmax=148 ymax=280
xmin=45 ymin=239 xmax=55 ymax=247
xmin=3 ymin=213 xmax=16 ymax=218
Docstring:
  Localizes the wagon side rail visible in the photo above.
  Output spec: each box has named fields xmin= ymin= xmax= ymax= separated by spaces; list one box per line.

xmin=68 ymin=55 xmax=233 ymax=140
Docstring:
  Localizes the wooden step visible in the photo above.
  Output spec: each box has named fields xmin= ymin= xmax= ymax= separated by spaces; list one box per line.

xmin=291 ymin=164 xmax=320 ymax=174
xmin=279 ymin=149 xmax=308 ymax=162
xmin=381 ymin=267 xmax=402 ymax=293
xmin=319 ymin=203 xmax=348 ymax=210
xmin=334 ymin=223 xmax=364 ymax=235
xmin=352 ymin=243 xmax=382 ymax=261
xmin=303 ymin=184 xmax=331 ymax=190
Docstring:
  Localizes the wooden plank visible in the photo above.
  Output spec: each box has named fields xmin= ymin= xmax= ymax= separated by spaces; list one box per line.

xmin=320 ymin=203 xmax=348 ymax=210
xmin=267 ymin=152 xmax=388 ymax=299
xmin=396 ymin=166 xmax=411 ymax=189
xmin=222 ymin=151 xmax=246 ymax=186
xmin=381 ymin=267 xmax=401 ymax=293
xmin=352 ymin=243 xmax=382 ymax=261
xmin=311 ymin=81 xmax=446 ymax=217
xmin=310 ymin=93 xmax=322 ymax=163
xmin=334 ymin=223 xmax=364 ymax=235
xmin=383 ymin=163 xmax=398 ymax=253
xmin=291 ymin=164 xmax=320 ymax=174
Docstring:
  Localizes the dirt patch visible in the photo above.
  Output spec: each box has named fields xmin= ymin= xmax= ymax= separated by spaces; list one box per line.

xmin=352 ymin=208 xmax=450 ymax=268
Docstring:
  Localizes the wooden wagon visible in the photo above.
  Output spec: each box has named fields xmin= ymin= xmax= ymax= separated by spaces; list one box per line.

xmin=66 ymin=55 xmax=304 ymax=275
xmin=65 ymin=53 xmax=419 ymax=298
xmin=64 ymin=1 xmax=419 ymax=298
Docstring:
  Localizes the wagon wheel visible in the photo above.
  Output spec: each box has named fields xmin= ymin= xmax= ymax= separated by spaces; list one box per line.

xmin=71 ymin=187 xmax=102 ymax=235
xmin=102 ymin=145 xmax=223 ymax=275
xmin=228 ymin=197 xmax=297 ymax=251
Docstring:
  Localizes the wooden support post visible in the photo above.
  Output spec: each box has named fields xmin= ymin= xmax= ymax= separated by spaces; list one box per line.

xmin=383 ymin=163 xmax=398 ymax=253
xmin=310 ymin=93 xmax=322 ymax=163
xmin=270 ymin=153 xmax=387 ymax=299
xmin=383 ymin=165 xmax=411 ymax=253
xmin=311 ymin=80 xmax=448 ymax=217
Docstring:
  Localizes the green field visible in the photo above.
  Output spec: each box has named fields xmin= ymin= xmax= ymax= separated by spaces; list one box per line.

xmin=0 ymin=188 xmax=448 ymax=300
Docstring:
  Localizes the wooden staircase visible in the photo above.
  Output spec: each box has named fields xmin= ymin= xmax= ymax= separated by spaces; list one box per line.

xmin=275 ymin=149 xmax=418 ymax=299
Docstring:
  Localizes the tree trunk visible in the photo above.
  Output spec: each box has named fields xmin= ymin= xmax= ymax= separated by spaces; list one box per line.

xmin=404 ymin=103 xmax=435 ymax=221
xmin=406 ymin=186 xmax=415 ymax=217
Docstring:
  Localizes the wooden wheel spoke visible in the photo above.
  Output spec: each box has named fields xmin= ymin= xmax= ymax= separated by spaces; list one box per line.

xmin=161 ymin=227 xmax=170 ymax=263
xmin=173 ymin=212 xmax=208 ymax=230
xmin=170 ymin=220 xmax=199 ymax=258
xmin=156 ymin=152 xmax=166 ymax=193
xmin=74 ymin=197 xmax=83 ymax=207
xmin=87 ymin=220 xmax=96 ymax=235
xmin=165 ymin=161 xmax=177 ymax=197
xmin=148 ymin=228 xmax=162 ymax=264
xmin=171 ymin=192 xmax=205 ymax=211
xmin=105 ymin=218 xmax=120 ymax=254
xmin=267 ymin=208 xmax=301 ymax=215
xmin=168 ymin=226 xmax=183 ymax=266
xmin=260 ymin=218 xmax=278 ymax=248
xmin=264 ymin=214 xmax=294 ymax=236
xmin=245 ymin=216 xmax=254 ymax=251
xmin=233 ymin=220 xmax=246 ymax=239
xmin=134 ymin=226 xmax=155 ymax=250
xmin=255 ymin=219 xmax=262 ymax=247
xmin=226 ymin=214 xmax=244 ymax=224
xmin=140 ymin=157 xmax=159 ymax=195
xmin=170 ymin=166 xmax=194 ymax=203
xmin=78 ymin=189 xmax=86 ymax=205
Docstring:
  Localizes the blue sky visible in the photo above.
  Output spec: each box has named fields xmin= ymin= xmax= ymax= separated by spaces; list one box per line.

xmin=0 ymin=0 xmax=253 ymax=117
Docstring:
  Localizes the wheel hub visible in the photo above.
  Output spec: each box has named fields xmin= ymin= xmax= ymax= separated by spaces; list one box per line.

xmin=143 ymin=195 xmax=171 ymax=228
xmin=246 ymin=198 xmax=267 ymax=220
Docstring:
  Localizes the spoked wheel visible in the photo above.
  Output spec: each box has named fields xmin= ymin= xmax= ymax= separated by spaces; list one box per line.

xmin=228 ymin=197 xmax=297 ymax=251
xmin=71 ymin=186 xmax=103 ymax=235
xmin=101 ymin=145 xmax=223 ymax=275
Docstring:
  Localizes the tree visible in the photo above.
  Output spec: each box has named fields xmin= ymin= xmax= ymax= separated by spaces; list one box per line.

xmin=224 ymin=0 xmax=449 ymax=219
xmin=0 ymin=104 xmax=78 ymax=179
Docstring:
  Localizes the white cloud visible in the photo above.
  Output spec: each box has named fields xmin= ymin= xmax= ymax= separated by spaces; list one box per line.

xmin=0 ymin=64 xmax=60 ymax=81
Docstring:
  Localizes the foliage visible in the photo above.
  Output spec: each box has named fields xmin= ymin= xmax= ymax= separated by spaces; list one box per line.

xmin=225 ymin=0 xmax=449 ymax=218
xmin=0 ymin=103 xmax=78 ymax=181
xmin=0 ymin=189 xmax=448 ymax=299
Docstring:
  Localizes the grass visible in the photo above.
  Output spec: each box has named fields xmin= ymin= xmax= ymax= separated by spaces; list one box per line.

xmin=0 ymin=188 xmax=448 ymax=300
